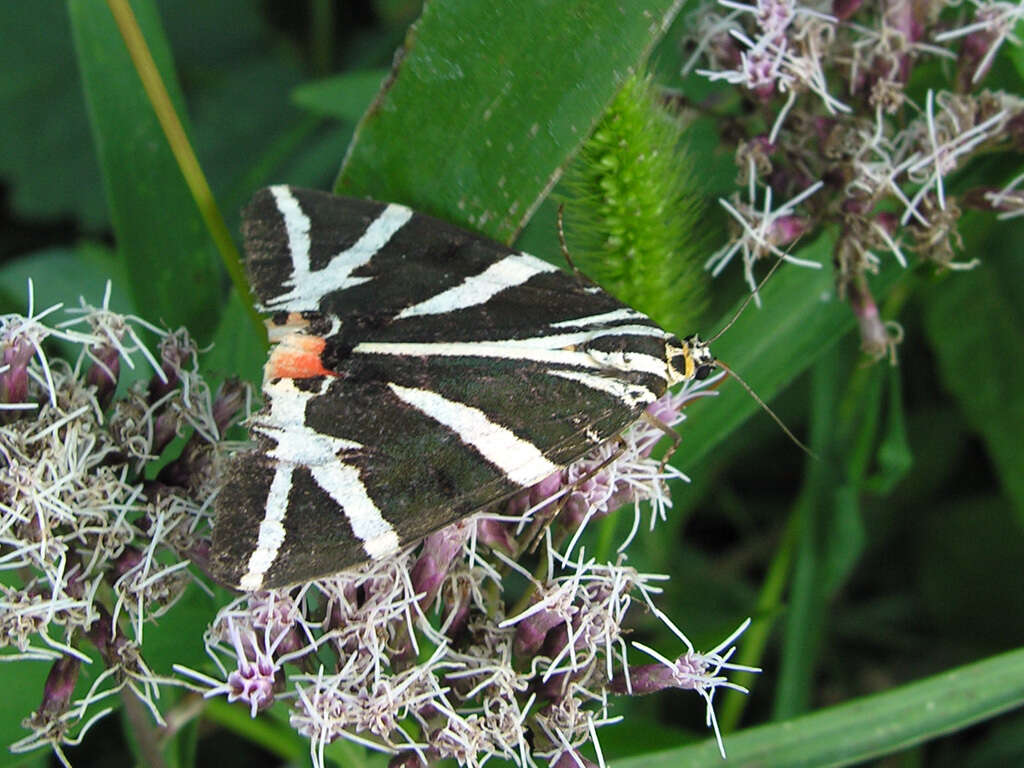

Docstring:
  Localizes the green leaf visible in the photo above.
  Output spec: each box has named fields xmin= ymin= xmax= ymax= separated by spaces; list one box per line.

xmin=323 ymin=738 xmax=393 ymax=768
xmin=203 ymin=700 xmax=308 ymax=764
xmin=921 ymin=215 xmax=1024 ymax=522
xmin=774 ymin=352 xmax=845 ymax=719
xmin=0 ymin=3 xmax=107 ymax=226
xmin=0 ymin=246 xmax=151 ymax=380
xmin=337 ymin=0 xmax=688 ymax=242
xmin=864 ymin=365 xmax=913 ymax=494
xmin=202 ymin=288 xmax=267 ymax=395
xmin=616 ymin=647 xmax=1024 ymax=767
xmin=291 ymin=69 xmax=390 ymax=121
xmin=68 ymin=0 xmax=223 ymax=342
xmin=0 ymin=655 xmax=51 ymax=768
xmin=140 ymin=586 xmax=220 ymax=679
xmin=678 ymin=233 xmax=908 ymax=467
xmin=0 ymin=245 xmax=134 ymax=318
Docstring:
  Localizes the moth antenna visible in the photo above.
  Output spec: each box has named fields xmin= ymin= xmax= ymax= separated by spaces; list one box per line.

xmin=714 ymin=359 xmax=818 ymax=460
xmin=707 ymin=255 xmax=786 ymax=344
xmin=556 ymin=203 xmax=582 ymax=277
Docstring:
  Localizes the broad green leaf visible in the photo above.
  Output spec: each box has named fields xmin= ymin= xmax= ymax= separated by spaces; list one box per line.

xmin=203 ymin=288 xmax=267 ymax=394
xmin=323 ymin=737 xmax=393 ymax=768
xmin=0 ymin=3 xmax=106 ymax=226
xmin=68 ymin=0 xmax=223 ymax=342
xmin=203 ymin=700 xmax=308 ymax=764
xmin=677 ymin=234 xmax=908 ymax=467
xmin=0 ymin=656 xmax=50 ymax=768
xmin=140 ymin=586 xmax=220 ymax=679
xmin=291 ymin=69 xmax=390 ymax=121
xmin=922 ymin=216 xmax=1024 ymax=522
xmin=0 ymin=246 xmax=149 ymax=381
xmin=617 ymin=647 xmax=1024 ymax=767
xmin=0 ymin=246 xmax=133 ymax=318
xmin=916 ymin=495 xmax=1024 ymax=644
xmin=337 ymin=0 xmax=688 ymax=242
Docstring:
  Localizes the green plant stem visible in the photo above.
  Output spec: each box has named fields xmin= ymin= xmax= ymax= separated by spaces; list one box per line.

xmin=718 ymin=507 xmax=798 ymax=732
xmin=104 ymin=0 xmax=264 ymax=341
xmin=122 ymin=687 xmax=169 ymax=768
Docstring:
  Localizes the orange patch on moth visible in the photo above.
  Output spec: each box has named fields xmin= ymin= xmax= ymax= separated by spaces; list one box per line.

xmin=266 ymin=334 xmax=335 ymax=379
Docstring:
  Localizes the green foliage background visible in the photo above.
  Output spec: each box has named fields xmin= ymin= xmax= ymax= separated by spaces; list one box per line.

xmin=1 ymin=1 xmax=1022 ymax=766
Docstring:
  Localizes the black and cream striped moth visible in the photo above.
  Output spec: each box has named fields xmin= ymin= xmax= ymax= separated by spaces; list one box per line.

xmin=210 ymin=186 xmax=715 ymax=590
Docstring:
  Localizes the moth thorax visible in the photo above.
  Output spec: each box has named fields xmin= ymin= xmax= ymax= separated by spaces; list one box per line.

xmin=666 ymin=334 xmax=717 ymax=385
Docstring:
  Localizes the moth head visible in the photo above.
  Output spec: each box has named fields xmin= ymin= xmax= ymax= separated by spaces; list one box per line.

xmin=666 ymin=334 xmax=716 ymax=385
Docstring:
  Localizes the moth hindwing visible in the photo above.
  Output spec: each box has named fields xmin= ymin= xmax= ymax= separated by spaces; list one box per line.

xmin=210 ymin=185 xmax=713 ymax=590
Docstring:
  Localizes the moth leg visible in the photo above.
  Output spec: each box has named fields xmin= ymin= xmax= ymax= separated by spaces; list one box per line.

xmin=641 ymin=410 xmax=681 ymax=474
xmin=523 ymin=439 xmax=629 ymax=557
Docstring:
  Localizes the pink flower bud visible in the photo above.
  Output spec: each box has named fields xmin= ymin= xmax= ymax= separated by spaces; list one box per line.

xmin=956 ymin=26 xmax=996 ymax=90
xmin=441 ymin=589 xmax=471 ymax=641
xmin=873 ymin=211 xmax=899 ymax=236
xmin=841 ymin=197 xmax=870 ymax=216
xmin=833 ymin=0 xmax=863 ymax=21
xmin=475 ymin=518 xmax=516 ymax=554
xmin=38 ymin=655 xmax=81 ymax=718
xmin=611 ymin=662 xmax=677 ymax=694
xmin=532 ymin=471 xmax=564 ymax=506
xmin=550 ymin=751 xmax=600 ymax=768
xmin=0 ymin=339 xmax=34 ymax=406
xmin=770 ymin=214 xmax=810 ymax=245
xmin=514 ymin=606 xmax=564 ymax=657
xmin=962 ymin=186 xmax=1024 ymax=213
xmin=848 ymin=278 xmax=901 ymax=361
xmin=86 ymin=345 xmax=120 ymax=409
xmin=227 ymin=655 xmax=277 ymax=717
xmin=212 ymin=377 xmax=246 ymax=436
xmin=148 ymin=362 xmax=179 ymax=403
xmin=152 ymin=410 xmax=179 ymax=455
xmin=411 ymin=523 xmax=470 ymax=608
xmin=112 ymin=546 xmax=144 ymax=579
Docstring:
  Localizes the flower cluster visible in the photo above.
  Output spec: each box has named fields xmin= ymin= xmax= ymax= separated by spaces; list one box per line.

xmin=179 ymin=378 xmax=757 ymax=767
xmin=0 ymin=285 xmax=246 ymax=765
xmin=2 ymin=285 xmax=756 ymax=766
xmin=682 ymin=0 xmax=1024 ymax=358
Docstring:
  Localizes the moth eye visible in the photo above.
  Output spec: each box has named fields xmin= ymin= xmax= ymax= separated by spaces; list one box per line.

xmin=694 ymin=364 xmax=714 ymax=380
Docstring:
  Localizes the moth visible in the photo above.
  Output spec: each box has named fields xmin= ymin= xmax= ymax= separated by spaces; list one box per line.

xmin=209 ymin=186 xmax=717 ymax=590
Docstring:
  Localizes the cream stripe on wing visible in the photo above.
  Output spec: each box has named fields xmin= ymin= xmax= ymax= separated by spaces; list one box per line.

xmin=548 ymin=308 xmax=649 ymax=328
xmin=270 ymin=185 xmax=311 ymax=283
xmin=545 ymin=369 xmax=659 ymax=409
xmin=265 ymin=187 xmax=414 ymax=312
xmin=357 ymin=341 xmax=669 ymax=380
xmin=396 ymin=253 xmax=557 ymax=319
xmin=359 ymin=324 xmax=669 ymax=353
xmin=239 ymin=377 xmax=398 ymax=588
xmin=239 ymin=464 xmax=294 ymax=591
xmin=355 ymin=324 xmax=672 ymax=379
xmin=310 ymin=464 xmax=400 ymax=559
xmin=254 ymin=379 xmax=363 ymax=465
xmin=388 ymin=383 xmax=559 ymax=486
